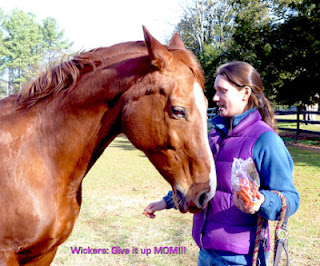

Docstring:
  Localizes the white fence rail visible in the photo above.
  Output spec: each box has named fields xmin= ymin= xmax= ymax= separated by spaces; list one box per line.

xmin=207 ymin=108 xmax=218 ymax=130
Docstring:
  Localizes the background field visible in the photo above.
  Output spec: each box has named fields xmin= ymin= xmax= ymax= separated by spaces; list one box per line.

xmin=52 ymin=134 xmax=320 ymax=266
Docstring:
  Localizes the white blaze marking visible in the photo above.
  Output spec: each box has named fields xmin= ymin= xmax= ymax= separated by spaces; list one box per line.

xmin=193 ymin=82 xmax=217 ymax=199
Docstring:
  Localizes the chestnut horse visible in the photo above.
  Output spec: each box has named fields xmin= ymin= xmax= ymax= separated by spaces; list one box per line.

xmin=0 ymin=26 xmax=216 ymax=265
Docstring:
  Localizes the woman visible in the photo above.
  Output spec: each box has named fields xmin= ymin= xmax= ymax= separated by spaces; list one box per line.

xmin=143 ymin=61 xmax=300 ymax=265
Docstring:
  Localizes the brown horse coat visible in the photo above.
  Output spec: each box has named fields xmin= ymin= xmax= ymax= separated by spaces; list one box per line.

xmin=0 ymin=26 xmax=216 ymax=265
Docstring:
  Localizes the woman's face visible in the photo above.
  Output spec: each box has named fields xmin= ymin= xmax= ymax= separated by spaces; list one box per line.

xmin=213 ymin=74 xmax=250 ymax=118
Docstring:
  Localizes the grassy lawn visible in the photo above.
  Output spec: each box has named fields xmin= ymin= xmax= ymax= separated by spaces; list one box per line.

xmin=52 ymin=135 xmax=198 ymax=266
xmin=279 ymin=145 xmax=320 ymax=265
xmin=52 ymin=135 xmax=320 ymax=266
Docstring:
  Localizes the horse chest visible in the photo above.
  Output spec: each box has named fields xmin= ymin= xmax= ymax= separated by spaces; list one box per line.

xmin=20 ymin=196 xmax=80 ymax=253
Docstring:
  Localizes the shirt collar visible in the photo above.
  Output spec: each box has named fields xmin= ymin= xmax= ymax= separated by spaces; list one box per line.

xmin=211 ymin=107 xmax=257 ymax=135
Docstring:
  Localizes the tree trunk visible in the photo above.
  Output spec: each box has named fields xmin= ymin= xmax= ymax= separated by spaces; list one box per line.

xmin=7 ymin=67 xmax=14 ymax=96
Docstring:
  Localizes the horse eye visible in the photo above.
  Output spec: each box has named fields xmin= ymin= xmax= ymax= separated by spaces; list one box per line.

xmin=171 ymin=106 xmax=187 ymax=119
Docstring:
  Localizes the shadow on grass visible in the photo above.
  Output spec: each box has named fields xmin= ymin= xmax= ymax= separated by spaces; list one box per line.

xmin=286 ymin=145 xmax=320 ymax=168
xmin=110 ymin=134 xmax=137 ymax=151
xmin=109 ymin=135 xmax=148 ymax=159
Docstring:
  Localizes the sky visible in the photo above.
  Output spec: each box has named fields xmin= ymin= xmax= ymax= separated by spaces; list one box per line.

xmin=1 ymin=0 xmax=188 ymax=51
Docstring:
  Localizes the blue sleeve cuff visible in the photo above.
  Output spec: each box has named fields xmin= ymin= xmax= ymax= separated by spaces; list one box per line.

xmin=163 ymin=191 xmax=177 ymax=209
xmin=259 ymin=190 xmax=282 ymax=220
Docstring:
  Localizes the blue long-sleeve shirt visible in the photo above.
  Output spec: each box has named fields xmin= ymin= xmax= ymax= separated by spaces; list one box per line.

xmin=164 ymin=108 xmax=300 ymax=220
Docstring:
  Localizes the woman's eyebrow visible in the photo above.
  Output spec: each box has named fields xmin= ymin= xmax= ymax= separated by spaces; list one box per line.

xmin=215 ymin=86 xmax=226 ymax=91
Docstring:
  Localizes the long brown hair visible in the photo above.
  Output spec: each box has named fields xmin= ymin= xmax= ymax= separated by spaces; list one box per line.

xmin=215 ymin=61 xmax=276 ymax=129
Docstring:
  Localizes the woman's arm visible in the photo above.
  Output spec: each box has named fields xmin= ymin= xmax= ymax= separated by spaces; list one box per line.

xmin=253 ymin=131 xmax=300 ymax=220
xmin=143 ymin=199 xmax=167 ymax=218
xmin=143 ymin=191 xmax=177 ymax=218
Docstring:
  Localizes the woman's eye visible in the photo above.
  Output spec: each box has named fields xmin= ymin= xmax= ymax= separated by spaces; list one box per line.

xmin=171 ymin=106 xmax=187 ymax=119
xmin=218 ymin=87 xmax=227 ymax=93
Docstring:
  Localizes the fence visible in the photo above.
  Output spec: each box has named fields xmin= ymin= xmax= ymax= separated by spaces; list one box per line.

xmin=207 ymin=108 xmax=217 ymax=130
xmin=275 ymin=109 xmax=320 ymax=139
xmin=207 ymin=108 xmax=320 ymax=139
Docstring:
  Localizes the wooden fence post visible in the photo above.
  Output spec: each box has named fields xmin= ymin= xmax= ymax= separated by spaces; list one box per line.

xmin=296 ymin=107 xmax=301 ymax=140
xmin=274 ymin=108 xmax=320 ymax=138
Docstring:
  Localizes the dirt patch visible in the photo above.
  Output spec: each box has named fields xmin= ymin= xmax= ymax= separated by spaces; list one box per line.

xmin=279 ymin=132 xmax=320 ymax=152
xmin=285 ymin=142 xmax=320 ymax=152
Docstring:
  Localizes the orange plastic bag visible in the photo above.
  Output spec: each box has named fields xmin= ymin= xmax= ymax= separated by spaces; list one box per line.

xmin=231 ymin=158 xmax=260 ymax=207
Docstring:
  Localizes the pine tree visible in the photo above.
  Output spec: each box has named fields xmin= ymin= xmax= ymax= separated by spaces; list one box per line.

xmin=0 ymin=8 xmax=73 ymax=96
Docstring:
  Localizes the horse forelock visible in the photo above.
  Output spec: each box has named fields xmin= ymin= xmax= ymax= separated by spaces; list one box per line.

xmin=126 ymin=47 xmax=205 ymax=97
xmin=170 ymin=49 xmax=205 ymax=89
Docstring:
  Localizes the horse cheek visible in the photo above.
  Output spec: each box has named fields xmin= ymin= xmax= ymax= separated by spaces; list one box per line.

xmin=121 ymin=95 xmax=168 ymax=151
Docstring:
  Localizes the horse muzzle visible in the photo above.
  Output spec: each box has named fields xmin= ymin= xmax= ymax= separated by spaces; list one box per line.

xmin=174 ymin=186 xmax=214 ymax=214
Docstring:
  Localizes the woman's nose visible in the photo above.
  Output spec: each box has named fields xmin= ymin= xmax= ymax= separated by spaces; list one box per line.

xmin=213 ymin=92 xmax=219 ymax=102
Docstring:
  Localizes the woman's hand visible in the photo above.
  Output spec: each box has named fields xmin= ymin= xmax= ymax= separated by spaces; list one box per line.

xmin=233 ymin=191 xmax=265 ymax=214
xmin=143 ymin=199 xmax=167 ymax=218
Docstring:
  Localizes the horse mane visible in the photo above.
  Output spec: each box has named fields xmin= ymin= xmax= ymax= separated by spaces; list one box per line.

xmin=16 ymin=49 xmax=105 ymax=109
xmin=16 ymin=42 xmax=204 ymax=109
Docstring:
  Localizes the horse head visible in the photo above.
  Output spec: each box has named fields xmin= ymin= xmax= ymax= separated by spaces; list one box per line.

xmin=121 ymin=26 xmax=216 ymax=213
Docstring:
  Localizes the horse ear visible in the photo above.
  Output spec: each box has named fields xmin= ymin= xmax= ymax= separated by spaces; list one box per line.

xmin=143 ymin=25 xmax=172 ymax=69
xmin=169 ymin=33 xmax=186 ymax=49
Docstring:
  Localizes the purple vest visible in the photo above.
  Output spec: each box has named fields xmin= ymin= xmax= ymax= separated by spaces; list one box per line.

xmin=192 ymin=110 xmax=273 ymax=254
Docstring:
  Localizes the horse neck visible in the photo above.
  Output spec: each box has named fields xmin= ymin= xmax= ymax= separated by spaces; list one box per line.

xmin=38 ymin=77 xmax=123 ymax=197
xmin=34 ymin=49 xmax=149 ymax=197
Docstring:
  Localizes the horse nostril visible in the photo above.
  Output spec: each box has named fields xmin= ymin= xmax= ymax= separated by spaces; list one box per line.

xmin=175 ymin=188 xmax=187 ymax=213
xmin=196 ymin=191 xmax=209 ymax=209
xmin=176 ymin=189 xmax=183 ymax=203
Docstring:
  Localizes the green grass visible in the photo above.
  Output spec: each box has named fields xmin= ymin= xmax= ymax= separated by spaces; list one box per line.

xmin=268 ymin=145 xmax=320 ymax=265
xmin=52 ymin=135 xmax=320 ymax=266
xmin=52 ymin=135 xmax=198 ymax=266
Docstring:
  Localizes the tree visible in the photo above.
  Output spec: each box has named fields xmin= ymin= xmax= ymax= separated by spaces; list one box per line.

xmin=175 ymin=0 xmax=235 ymax=55
xmin=269 ymin=0 xmax=320 ymax=106
xmin=174 ymin=0 xmax=320 ymax=108
xmin=0 ymin=9 xmax=73 ymax=96
xmin=225 ymin=0 xmax=277 ymax=98
xmin=192 ymin=0 xmax=319 ymax=107
xmin=174 ymin=0 xmax=235 ymax=106
xmin=218 ymin=0 xmax=320 ymax=107
xmin=41 ymin=17 xmax=73 ymax=65
xmin=0 ymin=9 xmax=43 ymax=94
xmin=0 ymin=9 xmax=6 ymax=96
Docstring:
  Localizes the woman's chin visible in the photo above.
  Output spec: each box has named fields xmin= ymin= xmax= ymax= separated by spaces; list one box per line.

xmin=219 ymin=108 xmax=227 ymax=117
